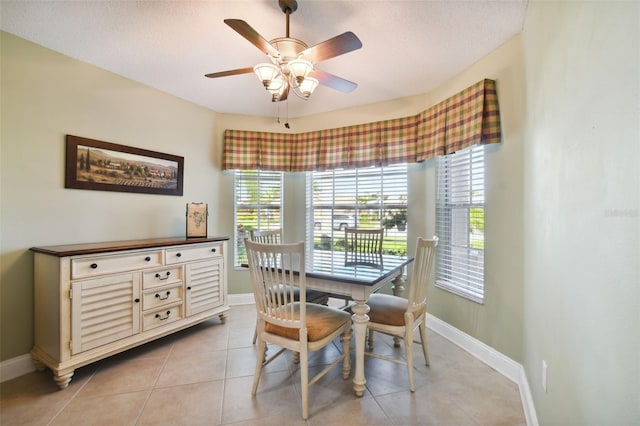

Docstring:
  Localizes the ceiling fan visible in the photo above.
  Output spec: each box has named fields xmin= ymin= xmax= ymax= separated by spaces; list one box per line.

xmin=205 ymin=0 xmax=362 ymax=102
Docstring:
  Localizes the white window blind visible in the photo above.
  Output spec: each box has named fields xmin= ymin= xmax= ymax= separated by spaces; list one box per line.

xmin=306 ymin=164 xmax=408 ymax=270
xmin=234 ymin=170 xmax=283 ymax=266
xmin=436 ymin=145 xmax=485 ymax=303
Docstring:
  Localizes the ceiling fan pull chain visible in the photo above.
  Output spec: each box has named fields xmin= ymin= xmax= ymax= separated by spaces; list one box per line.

xmin=285 ymin=99 xmax=290 ymax=129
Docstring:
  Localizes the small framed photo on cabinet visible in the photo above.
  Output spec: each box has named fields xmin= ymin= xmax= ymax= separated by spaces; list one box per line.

xmin=186 ymin=202 xmax=208 ymax=238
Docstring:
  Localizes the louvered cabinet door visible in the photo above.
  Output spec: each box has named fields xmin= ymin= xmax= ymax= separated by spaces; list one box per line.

xmin=185 ymin=258 xmax=224 ymax=316
xmin=70 ymin=273 xmax=141 ymax=354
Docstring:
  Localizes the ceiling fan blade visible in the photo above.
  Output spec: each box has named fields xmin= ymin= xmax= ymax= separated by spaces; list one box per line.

xmin=205 ymin=67 xmax=254 ymax=78
xmin=224 ymin=19 xmax=280 ymax=58
xmin=301 ymin=31 xmax=362 ymax=63
xmin=311 ymin=69 xmax=358 ymax=93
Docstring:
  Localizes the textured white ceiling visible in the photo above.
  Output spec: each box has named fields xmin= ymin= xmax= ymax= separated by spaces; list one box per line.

xmin=1 ymin=0 xmax=527 ymax=118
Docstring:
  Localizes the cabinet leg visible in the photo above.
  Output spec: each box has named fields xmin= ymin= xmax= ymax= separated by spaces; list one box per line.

xmin=53 ymin=371 xmax=74 ymax=389
xmin=219 ymin=312 xmax=227 ymax=324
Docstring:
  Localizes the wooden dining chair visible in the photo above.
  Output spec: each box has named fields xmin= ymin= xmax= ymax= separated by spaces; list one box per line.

xmin=248 ymin=229 xmax=328 ymax=344
xmin=344 ymin=227 xmax=384 ymax=268
xmin=363 ymin=236 xmax=438 ymax=392
xmin=250 ymin=229 xmax=328 ymax=307
xmin=245 ymin=239 xmax=352 ymax=420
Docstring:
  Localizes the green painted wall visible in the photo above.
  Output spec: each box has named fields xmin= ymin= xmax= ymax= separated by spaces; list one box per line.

xmin=0 ymin=31 xmax=222 ymax=360
xmin=521 ymin=1 xmax=639 ymax=423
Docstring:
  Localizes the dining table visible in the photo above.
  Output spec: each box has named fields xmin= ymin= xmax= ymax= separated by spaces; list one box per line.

xmin=305 ymin=250 xmax=414 ymax=397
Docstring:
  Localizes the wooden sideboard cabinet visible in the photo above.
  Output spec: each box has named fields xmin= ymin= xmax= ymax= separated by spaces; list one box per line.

xmin=30 ymin=237 xmax=230 ymax=389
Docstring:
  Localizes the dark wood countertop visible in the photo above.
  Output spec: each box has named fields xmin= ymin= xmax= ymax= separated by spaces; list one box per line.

xmin=30 ymin=236 xmax=230 ymax=257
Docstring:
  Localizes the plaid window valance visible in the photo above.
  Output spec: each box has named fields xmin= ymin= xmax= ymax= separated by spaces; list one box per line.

xmin=223 ymin=78 xmax=501 ymax=171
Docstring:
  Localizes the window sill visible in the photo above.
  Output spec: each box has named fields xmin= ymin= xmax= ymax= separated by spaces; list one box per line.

xmin=435 ymin=280 xmax=484 ymax=304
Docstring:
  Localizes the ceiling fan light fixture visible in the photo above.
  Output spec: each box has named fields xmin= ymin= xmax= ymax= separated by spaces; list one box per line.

xmin=253 ymin=63 xmax=281 ymax=88
xmin=271 ymin=85 xmax=287 ymax=102
xmin=268 ymin=77 xmax=288 ymax=101
xmin=298 ymin=77 xmax=319 ymax=98
xmin=267 ymin=75 xmax=285 ymax=91
xmin=288 ymin=58 xmax=313 ymax=84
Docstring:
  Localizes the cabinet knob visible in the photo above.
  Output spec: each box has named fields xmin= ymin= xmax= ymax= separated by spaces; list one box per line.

xmin=134 ymin=298 xmax=140 ymax=303
xmin=145 ymin=256 xmax=151 ymax=262
xmin=211 ymin=248 xmax=216 ymax=253
xmin=187 ymin=286 xmax=192 ymax=291
xmin=90 ymin=263 xmax=98 ymax=269
xmin=176 ymin=253 xmax=182 ymax=258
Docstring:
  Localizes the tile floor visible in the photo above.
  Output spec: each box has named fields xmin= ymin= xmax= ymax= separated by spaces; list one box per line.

xmin=1 ymin=303 xmax=526 ymax=425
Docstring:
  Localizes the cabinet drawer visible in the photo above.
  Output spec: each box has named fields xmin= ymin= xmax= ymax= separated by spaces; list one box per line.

xmin=142 ymin=284 xmax=183 ymax=310
xmin=142 ymin=267 xmax=183 ymax=289
xmin=142 ymin=303 xmax=183 ymax=331
xmin=71 ymin=250 xmax=163 ymax=279
xmin=165 ymin=244 xmax=222 ymax=265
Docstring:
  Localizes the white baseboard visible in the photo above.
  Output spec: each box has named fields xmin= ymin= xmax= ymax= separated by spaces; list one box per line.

xmin=228 ymin=292 xmax=254 ymax=305
xmin=0 ymin=353 xmax=35 ymax=383
xmin=427 ymin=313 xmax=538 ymax=426
xmin=518 ymin=363 xmax=540 ymax=426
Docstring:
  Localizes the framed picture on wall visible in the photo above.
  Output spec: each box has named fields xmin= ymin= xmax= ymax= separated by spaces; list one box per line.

xmin=65 ymin=134 xmax=184 ymax=196
xmin=186 ymin=202 xmax=208 ymax=238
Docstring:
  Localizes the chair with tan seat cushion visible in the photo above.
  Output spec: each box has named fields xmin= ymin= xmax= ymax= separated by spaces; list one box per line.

xmin=364 ymin=236 xmax=438 ymax=392
xmin=245 ymin=239 xmax=352 ymax=420
xmin=248 ymin=229 xmax=329 ymax=345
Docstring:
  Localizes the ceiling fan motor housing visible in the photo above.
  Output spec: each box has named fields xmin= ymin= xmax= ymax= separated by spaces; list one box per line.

xmin=270 ymin=37 xmax=308 ymax=69
xmin=279 ymin=0 xmax=298 ymax=14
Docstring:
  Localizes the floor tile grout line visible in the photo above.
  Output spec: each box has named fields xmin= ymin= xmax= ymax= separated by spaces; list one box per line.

xmin=368 ymin=388 xmax=396 ymax=426
xmin=133 ymin=341 xmax=175 ymax=425
xmin=219 ymin=331 xmax=230 ymax=426
xmin=45 ymin=364 xmax=100 ymax=426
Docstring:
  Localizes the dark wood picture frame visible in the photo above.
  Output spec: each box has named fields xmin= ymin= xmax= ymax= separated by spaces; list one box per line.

xmin=65 ymin=135 xmax=184 ymax=196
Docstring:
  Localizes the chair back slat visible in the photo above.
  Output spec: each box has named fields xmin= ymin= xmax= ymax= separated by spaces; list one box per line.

xmin=250 ymin=228 xmax=283 ymax=244
xmin=407 ymin=236 xmax=439 ymax=310
xmin=245 ymin=239 xmax=306 ymax=329
xmin=344 ymin=227 xmax=384 ymax=268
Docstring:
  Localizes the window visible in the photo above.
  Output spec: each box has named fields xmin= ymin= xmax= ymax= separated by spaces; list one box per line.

xmin=306 ymin=163 xmax=407 ymax=268
xmin=436 ymin=145 xmax=485 ymax=303
xmin=234 ymin=170 xmax=283 ymax=266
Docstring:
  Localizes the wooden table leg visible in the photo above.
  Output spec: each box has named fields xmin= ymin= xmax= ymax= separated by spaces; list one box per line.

xmin=391 ymin=272 xmax=407 ymax=347
xmin=391 ymin=272 xmax=406 ymax=298
xmin=350 ymin=299 xmax=370 ymax=397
